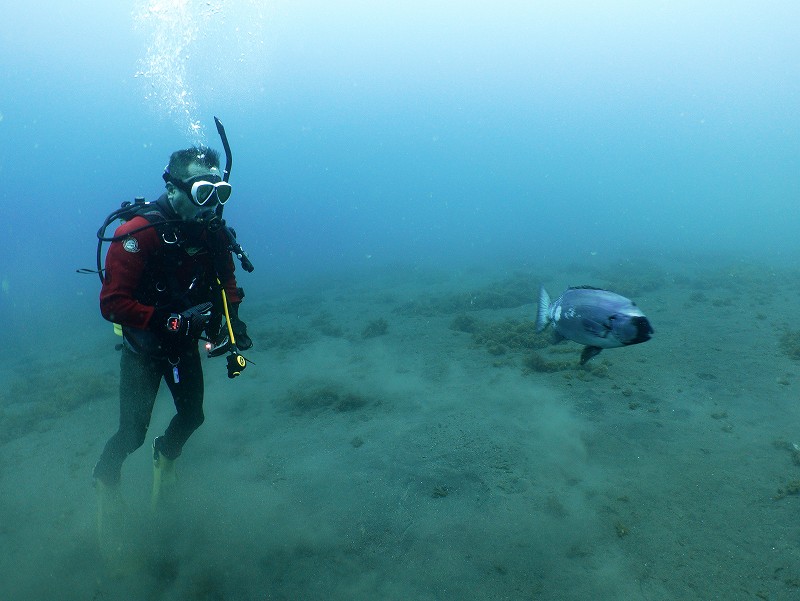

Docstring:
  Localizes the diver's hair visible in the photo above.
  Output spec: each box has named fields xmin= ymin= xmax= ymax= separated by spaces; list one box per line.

xmin=166 ymin=146 xmax=221 ymax=180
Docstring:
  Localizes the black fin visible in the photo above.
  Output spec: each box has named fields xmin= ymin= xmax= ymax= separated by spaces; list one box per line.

xmin=579 ymin=346 xmax=603 ymax=365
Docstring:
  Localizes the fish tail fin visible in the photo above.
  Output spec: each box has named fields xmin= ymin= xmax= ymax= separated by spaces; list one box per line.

xmin=535 ymin=286 xmax=551 ymax=332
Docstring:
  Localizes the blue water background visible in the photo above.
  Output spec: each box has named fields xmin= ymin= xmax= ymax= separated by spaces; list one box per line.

xmin=1 ymin=1 xmax=798 ymax=347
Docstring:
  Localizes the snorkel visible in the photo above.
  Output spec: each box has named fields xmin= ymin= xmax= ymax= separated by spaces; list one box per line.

xmin=212 ymin=116 xmax=254 ymax=273
xmin=189 ymin=116 xmax=235 ymax=232
xmin=215 ymin=117 xmax=232 ymax=186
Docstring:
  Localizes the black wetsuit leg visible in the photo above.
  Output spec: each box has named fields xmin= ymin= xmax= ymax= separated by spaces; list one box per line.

xmin=157 ymin=345 xmax=205 ymax=460
xmin=93 ymin=346 xmax=162 ymax=485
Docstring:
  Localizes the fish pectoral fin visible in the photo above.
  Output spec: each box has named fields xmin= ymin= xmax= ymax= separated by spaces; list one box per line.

xmin=581 ymin=318 xmax=610 ymax=337
xmin=579 ymin=346 xmax=603 ymax=365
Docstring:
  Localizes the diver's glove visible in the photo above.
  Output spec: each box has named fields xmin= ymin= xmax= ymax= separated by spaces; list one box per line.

xmin=162 ymin=302 xmax=214 ymax=338
xmin=228 ymin=303 xmax=252 ymax=350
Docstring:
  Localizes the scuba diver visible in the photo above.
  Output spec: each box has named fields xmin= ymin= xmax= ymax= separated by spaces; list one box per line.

xmin=92 ymin=127 xmax=253 ymax=518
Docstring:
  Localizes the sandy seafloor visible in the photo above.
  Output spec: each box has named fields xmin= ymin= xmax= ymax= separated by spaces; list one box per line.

xmin=2 ymin=253 xmax=800 ymax=601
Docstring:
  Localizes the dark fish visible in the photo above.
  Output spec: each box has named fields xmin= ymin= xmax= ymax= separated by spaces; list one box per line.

xmin=535 ymin=285 xmax=653 ymax=364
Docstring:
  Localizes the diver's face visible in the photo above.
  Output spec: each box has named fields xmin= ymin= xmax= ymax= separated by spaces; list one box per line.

xmin=166 ymin=162 xmax=221 ymax=220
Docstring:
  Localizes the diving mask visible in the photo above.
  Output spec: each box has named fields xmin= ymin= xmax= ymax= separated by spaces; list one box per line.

xmin=164 ymin=173 xmax=232 ymax=206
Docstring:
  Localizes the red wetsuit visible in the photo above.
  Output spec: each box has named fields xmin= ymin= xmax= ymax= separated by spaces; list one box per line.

xmin=100 ymin=208 xmax=241 ymax=332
